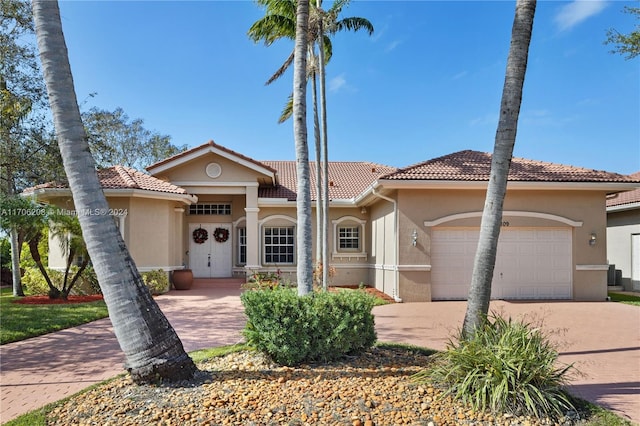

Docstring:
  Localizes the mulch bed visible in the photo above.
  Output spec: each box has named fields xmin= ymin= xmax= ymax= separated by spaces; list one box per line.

xmin=330 ymin=286 xmax=397 ymax=304
xmin=12 ymin=294 xmax=104 ymax=305
xmin=45 ymin=347 xmax=587 ymax=426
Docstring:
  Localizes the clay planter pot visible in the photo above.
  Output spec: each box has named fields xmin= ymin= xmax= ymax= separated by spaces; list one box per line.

xmin=172 ymin=269 xmax=193 ymax=290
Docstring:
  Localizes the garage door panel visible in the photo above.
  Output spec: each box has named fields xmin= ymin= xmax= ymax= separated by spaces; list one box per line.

xmin=432 ymin=228 xmax=572 ymax=300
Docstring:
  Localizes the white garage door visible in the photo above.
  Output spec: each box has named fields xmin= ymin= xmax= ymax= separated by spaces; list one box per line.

xmin=431 ymin=228 xmax=572 ymax=300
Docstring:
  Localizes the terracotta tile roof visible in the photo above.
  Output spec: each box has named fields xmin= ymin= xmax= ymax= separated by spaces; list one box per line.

xmin=23 ymin=166 xmax=188 ymax=195
xmin=607 ymin=172 xmax=640 ymax=208
xmin=259 ymin=161 xmax=397 ymax=201
xmin=146 ymin=140 xmax=277 ymax=175
xmin=382 ymin=150 xmax=639 ymax=183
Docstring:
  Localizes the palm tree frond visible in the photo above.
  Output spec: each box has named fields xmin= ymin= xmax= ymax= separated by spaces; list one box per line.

xmin=278 ymin=93 xmax=294 ymax=123
xmin=255 ymin=0 xmax=297 ymax=18
xmin=331 ymin=17 xmax=374 ymax=36
xmin=248 ymin=15 xmax=296 ymax=45
xmin=322 ymin=36 xmax=332 ymax=63
xmin=266 ymin=50 xmax=295 ymax=85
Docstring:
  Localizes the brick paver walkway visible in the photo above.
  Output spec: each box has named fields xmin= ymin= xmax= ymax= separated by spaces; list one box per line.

xmin=1 ymin=281 xmax=639 ymax=424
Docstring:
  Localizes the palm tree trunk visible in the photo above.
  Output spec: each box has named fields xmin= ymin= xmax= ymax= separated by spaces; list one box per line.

xmin=10 ymin=228 xmax=24 ymax=297
xmin=63 ymin=257 xmax=90 ymax=299
xmin=27 ymin=233 xmax=58 ymax=297
xmin=32 ymin=0 xmax=196 ymax=383
xmin=316 ymin=0 xmax=330 ymax=291
xmin=293 ymin=0 xmax=313 ymax=295
xmin=312 ymin=72 xmax=323 ymax=268
xmin=462 ymin=0 xmax=536 ymax=338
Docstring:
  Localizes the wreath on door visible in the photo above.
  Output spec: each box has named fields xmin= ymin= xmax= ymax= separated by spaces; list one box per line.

xmin=214 ymin=227 xmax=229 ymax=243
xmin=193 ymin=227 xmax=208 ymax=244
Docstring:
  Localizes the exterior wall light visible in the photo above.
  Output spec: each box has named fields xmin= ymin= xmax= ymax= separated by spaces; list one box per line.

xmin=411 ymin=229 xmax=418 ymax=247
xmin=589 ymin=233 xmax=597 ymax=246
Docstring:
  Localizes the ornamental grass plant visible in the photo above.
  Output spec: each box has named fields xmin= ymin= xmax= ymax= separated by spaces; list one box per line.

xmin=414 ymin=313 xmax=575 ymax=419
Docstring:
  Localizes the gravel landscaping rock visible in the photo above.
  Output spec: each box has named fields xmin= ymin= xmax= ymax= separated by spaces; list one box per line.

xmin=46 ymin=346 xmax=588 ymax=426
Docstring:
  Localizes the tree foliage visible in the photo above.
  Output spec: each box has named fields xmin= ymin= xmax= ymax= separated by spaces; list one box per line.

xmin=605 ymin=6 xmax=640 ymax=60
xmin=82 ymin=107 xmax=187 ymax=170
xmin=0 ymin=195 xmax=89 ymax=299
xmin=249 ymin=0 xmax=373 ymax=290
xmin=0 ymin=0 xmax=63 ymax=195
xmin=248 ymin=0 xmax=373 ymax=123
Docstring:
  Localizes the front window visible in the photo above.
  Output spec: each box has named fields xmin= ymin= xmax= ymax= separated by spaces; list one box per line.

xmin=238 ymin=227 xmax=246 ymax=265
xmin=264 ymin=226 xmax=294 ymax=264
xmin=338 ymin=226 xmax=360 ymax=250
xmin=332 ymin=216 xmax=367 ymax=260
xmin=189 ymin=203 xmax=231 ymax=215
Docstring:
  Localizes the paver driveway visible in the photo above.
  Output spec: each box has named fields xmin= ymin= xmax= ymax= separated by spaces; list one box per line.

xmin=1 ymin=280 xmax=638 ymax=424
xmin=375 ymin=300 xmax=640 ymax=424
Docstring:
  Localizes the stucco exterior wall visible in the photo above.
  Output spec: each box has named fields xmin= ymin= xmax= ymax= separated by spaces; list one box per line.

xmin=157 ymin=154 xmax=266 ymax=184
xmin=390 ymin=188 xmax=609 ymax=302
xmin=606 ymin=208 xmax=640 ymax=290
xmin=126 ymin=198 xmax=175 ymax=270
xmin=369 ymin=196 xmax=397 ymax=297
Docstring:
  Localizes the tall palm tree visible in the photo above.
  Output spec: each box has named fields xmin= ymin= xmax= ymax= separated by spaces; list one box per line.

xmin=462 ymin=0 xmax=536 ymax=338
xmin=292 ymin=0 xmax=313 ymax=295
xmin=249 ymin=0 xmax=373 ymax=288
xmin=31 ymin=0 xmax=196 ymax=383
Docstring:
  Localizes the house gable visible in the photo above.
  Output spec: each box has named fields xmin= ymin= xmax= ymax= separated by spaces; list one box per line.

xmin=146 ymin=140 xmax=277 ymax=190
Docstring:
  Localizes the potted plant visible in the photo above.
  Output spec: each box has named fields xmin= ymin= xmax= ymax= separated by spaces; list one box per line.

xmin=172 ymin=268 xmax=193 ymax=290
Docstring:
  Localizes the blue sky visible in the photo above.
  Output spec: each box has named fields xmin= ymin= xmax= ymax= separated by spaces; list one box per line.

xmin=57 ymin=0 xmax=639 ymax=174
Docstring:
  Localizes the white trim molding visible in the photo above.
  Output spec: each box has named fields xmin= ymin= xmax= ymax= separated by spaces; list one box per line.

xmin=373 ymin=264 xmax=397 ymax=271
xmin=333 ymin=263 xmax=369 ymax=270
xmin=332 ymin=215 xmax=367 ymax=260
xmin=575 ymin=264 xmax=610 ymax=271
xmin=397 ymin=264 xmax=432 ymax=272
xmin=424 ymin=210 xmax=583 ymax=228
xmin=607 ymin=202 xmax=640 ymax=213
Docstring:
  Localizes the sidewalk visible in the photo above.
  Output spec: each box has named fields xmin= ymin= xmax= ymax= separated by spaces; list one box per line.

xmin=1 ymin=281 xmax=639 ymax=424
xmin=0 ymin=279 xmax=246 ymax=423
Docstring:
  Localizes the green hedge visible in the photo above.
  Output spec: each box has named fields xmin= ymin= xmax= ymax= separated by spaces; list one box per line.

xmin=241 ymin=287 xmax=377 ymax=366
xmin=142 ymin=269 xmax=170 ymax=295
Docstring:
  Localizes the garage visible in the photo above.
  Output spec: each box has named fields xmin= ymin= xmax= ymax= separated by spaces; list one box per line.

xmin=430 ymin=228 xmax=572 ymax=300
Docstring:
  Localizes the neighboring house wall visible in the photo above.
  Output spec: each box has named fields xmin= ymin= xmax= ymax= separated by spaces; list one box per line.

xmin=607 ymin=208 xmax=640 ymax=290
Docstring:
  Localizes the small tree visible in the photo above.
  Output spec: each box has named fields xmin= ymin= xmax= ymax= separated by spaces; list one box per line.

xmin=0 ymin=195 xmax=90 ymax=299
xmin=47 ymin=211 xmax=90 ymax=299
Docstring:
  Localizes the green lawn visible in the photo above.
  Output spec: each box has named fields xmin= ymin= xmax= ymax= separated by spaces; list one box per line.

xmin=0 ymin=287 xmax=109 ymax=345
xmin=608 ymin=291 xmax=640 ymax=306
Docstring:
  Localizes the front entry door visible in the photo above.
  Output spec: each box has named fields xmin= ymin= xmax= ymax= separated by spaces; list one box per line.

xmin=189 ymin=223 xmax=232 ymax=278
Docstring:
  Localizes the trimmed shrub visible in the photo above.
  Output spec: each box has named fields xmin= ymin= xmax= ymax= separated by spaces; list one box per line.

xmin=414 ymin=314 xmax=574 ymax=419
xmin=142 ymin=269 xmax=170 ymax=295
xmin=241 ymin=286 xmax=377 ymax=366
xmin=20 ymin=267 xmax=63 ymax=295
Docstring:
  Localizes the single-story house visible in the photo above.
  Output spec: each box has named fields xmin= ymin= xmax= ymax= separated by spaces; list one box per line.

xmin=606 ymin=172 xmax=640 ymax=291
xmin=24 ymin=140 xmax=640 ymax=302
